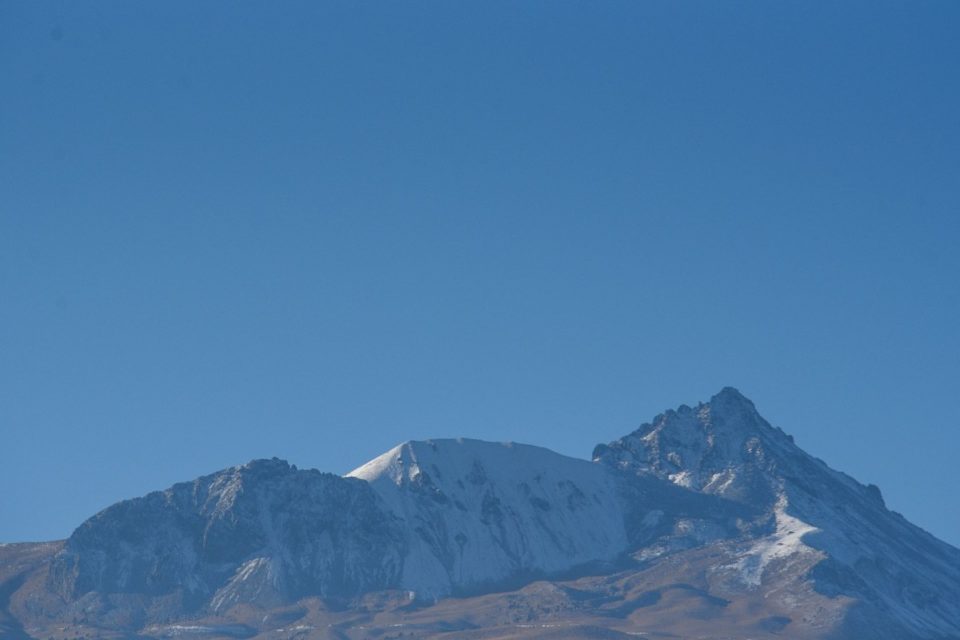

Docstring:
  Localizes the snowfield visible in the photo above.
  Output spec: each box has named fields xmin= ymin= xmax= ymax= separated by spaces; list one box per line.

xmin=348 ymin=438 xmax=630 ymax=597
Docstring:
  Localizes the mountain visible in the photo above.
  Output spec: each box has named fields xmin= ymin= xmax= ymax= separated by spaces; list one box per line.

xmin=342 ymin=438 xmax=749 ymax=601
xmin=48 ymin=460 xmax=405 ymax=612
xmin=1 ymin=388 xmax=958 ymax=639
xmin=594 ymin=387 xmax=960 ymax=639
xmin=345 ymin=439 xmax=630 ymax=598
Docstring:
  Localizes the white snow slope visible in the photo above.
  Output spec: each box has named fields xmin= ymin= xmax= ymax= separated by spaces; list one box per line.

xmin=347 ymin=438 xmax=629 ymax=598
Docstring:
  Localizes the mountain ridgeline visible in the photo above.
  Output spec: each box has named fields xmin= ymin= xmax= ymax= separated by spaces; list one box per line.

xmin=49 ymin=462 xmax=405 ymax=607
xmin=2 ymin=388 xmax=959 ymax=640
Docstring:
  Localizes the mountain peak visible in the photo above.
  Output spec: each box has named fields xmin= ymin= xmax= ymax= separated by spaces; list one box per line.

xmin=700 ymin=386 xmax=778 ymax=440
xmin=347 ymin=437 xmax=629 ymax=597
xmin=592 ymin=390 xmax=960 ymax=637
xmin=238 ymin=456 xmax=294 ymax=472
xmin=708 ymin=386 xmax=756 ymax=412
xmin=230 ymin=457 xmax=297 ymax=481
xmin=593 ymin=386 xmax=791 ymax=502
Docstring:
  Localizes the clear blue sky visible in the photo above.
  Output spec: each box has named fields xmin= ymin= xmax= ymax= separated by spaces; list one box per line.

xmin=2 ymin=2 xmax=959 ymax=547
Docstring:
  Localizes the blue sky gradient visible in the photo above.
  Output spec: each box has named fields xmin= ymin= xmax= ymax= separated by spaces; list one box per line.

xmin=2 ymin=1 xmax=959 ymax=546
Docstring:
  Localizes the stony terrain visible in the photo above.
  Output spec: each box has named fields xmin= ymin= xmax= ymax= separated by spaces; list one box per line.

xmin=2 ymin=388 xmax=958 ymax=639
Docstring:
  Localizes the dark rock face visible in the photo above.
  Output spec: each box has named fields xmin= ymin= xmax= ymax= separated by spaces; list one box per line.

xmin=48 ymin=459 xmax=405 ymax=610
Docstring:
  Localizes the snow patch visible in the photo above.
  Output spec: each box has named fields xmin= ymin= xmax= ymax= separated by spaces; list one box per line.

xmin=731 ymin=496 xmax=821 ymax=587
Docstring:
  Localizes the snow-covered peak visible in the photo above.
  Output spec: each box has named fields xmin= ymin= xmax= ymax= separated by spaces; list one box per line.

xmin=349 ymin=438 xmax=606 ymax=493
xmin=594 ymin=387 xmax=960 ymax=638
xmin=348 ymin=438 xmax=630 ymax=598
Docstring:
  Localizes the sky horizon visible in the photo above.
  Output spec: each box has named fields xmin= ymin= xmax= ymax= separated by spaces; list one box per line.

xmin=3 ymin=2 xmax=959 ymax=548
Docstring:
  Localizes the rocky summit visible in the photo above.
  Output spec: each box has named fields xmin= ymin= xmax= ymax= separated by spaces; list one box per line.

xmin=2 ymin=388 xmax=959 ymax=639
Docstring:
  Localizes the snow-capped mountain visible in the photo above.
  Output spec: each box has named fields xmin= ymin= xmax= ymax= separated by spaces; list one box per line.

xmin=594 ymin=387 xmax=960 ymax=639
xmin=2 ymin=387 xmax=959 ymax=639
xmin=345 ymin=438 xmax=629 ymax=598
